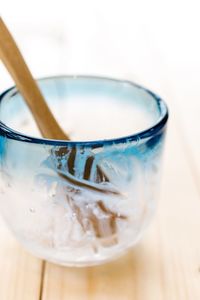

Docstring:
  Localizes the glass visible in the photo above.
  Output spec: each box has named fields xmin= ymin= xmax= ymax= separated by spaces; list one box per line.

xmin=0 ymin=76 xmax=168 ymax=266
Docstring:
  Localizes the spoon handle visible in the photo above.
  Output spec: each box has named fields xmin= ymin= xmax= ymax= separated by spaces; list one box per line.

xmin=0 ymin=17 xmax=69 ymax=140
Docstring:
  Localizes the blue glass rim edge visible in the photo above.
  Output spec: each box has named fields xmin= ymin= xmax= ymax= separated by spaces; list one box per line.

xmin=0 ymin=75 xmax=169 ymax=147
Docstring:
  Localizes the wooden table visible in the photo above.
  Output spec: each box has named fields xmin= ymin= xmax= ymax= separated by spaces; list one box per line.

xmin=0 ymin=83 xmax=200 ymax=300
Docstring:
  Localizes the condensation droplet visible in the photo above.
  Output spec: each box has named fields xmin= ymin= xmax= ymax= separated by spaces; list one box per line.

xmin=71 ymin=212 xmax=77 ymax=220
xmin=48 ymin=181 xmax=57 ymax=198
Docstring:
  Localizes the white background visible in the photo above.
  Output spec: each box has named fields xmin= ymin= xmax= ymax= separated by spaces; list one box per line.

xmin=0 ymin=0 xmax=199 ymax=89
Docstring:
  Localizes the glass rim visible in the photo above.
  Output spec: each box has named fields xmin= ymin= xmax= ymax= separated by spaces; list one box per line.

xmin=0 ymin=75 xmax=169 ymax=147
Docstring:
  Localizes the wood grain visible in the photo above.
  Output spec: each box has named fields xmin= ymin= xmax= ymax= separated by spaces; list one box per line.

xmin=0 ymin=218 xmax=42 ymax=300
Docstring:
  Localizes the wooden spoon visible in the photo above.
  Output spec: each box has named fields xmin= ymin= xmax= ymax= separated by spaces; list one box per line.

xmin=0 ymin=17 xmax=70 ymax=140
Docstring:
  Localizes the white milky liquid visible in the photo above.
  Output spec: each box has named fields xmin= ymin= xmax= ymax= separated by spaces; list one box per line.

xmin=10 ymin=96 xmax=157 ymax=140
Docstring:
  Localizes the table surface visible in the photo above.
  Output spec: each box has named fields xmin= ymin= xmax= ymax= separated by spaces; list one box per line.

xmin=0 ymin=17 xmax=200 ymax=297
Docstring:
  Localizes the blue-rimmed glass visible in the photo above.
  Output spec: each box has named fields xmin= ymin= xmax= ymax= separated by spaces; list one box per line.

xmin=0 ymin=76 xmax=168 ymax=266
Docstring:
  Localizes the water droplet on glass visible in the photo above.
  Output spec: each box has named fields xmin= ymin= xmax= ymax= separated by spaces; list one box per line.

xmin=71 ymin=212 xmax=77 ymax=220
xmin=48 ymin=181 xmax=57 ymax=198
